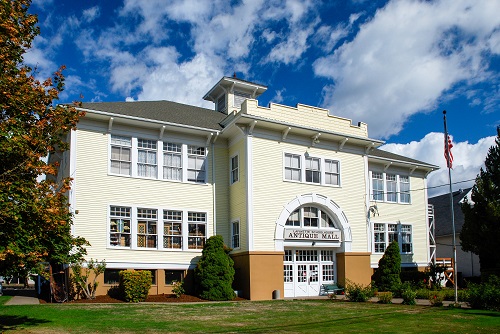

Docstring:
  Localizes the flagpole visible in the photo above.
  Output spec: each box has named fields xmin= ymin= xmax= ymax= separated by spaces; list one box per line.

xmin=443 ymin=110 xmax=458 ymax=304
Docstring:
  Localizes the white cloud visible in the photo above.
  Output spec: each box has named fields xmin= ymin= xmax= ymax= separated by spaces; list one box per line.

xmin=83 ymin=6 xmax=100 ymax=23
xmin=380 ymin=132 xmax=496 ymax=197
xmin=313 ymin=0 xmax=500 ymax=139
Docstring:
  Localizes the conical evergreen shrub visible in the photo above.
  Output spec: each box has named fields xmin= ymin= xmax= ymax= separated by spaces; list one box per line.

xmin=194 ymin=235 xmax=235 ymax=301
xmin=372 ymin=240 xmax=401 ymax=292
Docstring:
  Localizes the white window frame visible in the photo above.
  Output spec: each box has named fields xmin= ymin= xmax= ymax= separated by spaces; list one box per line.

xmin=163 ymin=142 xmax=182 ymax=181
xmin=285 ymin=206 xmax=337 ymax=229
xmin=187 ymin=212 xmax=207 ymax=249
xmin=137 ymin=208 xmax=158 ymax=249
xmin=372 ymin=222 xmax=413 ymax=254
xmin=283 ymin=152 xmax=341 ymax=187
xmin=109 ymin=134 xmax=208 ymax=184
xmin=370 ymin=171 xmax=411 ymax=204
xmin=137 ymin=138 xmax=158 ymax=178
xmin=108 ymin=205 xmax=208 ymax=251
xmin=110 ymin=135 xmax=132 ymax=176
xmin=231 ymin=220 xmax=240 ymax=249
xmin=230 ymin=154 xmax=239 ymax=184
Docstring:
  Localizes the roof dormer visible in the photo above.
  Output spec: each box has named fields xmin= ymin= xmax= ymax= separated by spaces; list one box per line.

xmin=203 ymin=75 xmax=267 ymax=114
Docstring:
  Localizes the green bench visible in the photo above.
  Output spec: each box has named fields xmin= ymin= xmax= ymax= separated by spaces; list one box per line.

xmin=321 ymin=284 xmax=344 ymax=295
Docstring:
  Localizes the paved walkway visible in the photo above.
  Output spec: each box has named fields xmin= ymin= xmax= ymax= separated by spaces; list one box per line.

xmin=3 ymin=293 xmax=467 ymax=307
xmin=4 ymin=295 xmax=40 ymax=305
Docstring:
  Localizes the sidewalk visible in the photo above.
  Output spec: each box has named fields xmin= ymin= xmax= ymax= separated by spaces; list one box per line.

xmin=4 ymin=295 xmax=40 ymax=305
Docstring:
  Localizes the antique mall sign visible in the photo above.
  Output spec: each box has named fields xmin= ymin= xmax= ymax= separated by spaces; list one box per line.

xmin=284 ymin=229 xmax=341 ymax=241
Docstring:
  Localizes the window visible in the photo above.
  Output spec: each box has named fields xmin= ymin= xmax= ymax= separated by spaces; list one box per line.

xmin=372 ymin=172 xmax=384 ymax=201
xmin=137 ymin=139 xmax=157 ymax=178
xmin=104 ymin=269 xmax=124 ymax=284
xmin=110 ymin=135 xmax=131 ymax=175
xmin=137 ymin=208 xmax=157 ymax=248
xmin=305 ymin=157 xmax=321 ymax=183
xmin=386 ymin=174 xmax=397 ymax=202
xmin=284 ymin=264 xmax=293 ymax=282
xmin=284 ymin=153 xmax=301 ymax=181
xmin=163 ymin=210 xmax=182 ymax=249
xmin=187 ymin=146 xmax=206 ymax=183
xmin=303 ymin=207 xmax=319 ymax=227
xmin=286 ymin=210 xmax=300 ymax=226
xmin=373 ymin=223 xmax=413 ymax=254
xmin=163 ymin=143 xmax=182 ymax=181
xmin=284 ymin=153 xmax=340 ymax=186
xmin=374 ymin=223 xmax=386 ymax=253
xmin=109 ymin=205 xmax=207 ymax=251
xmin=325 ymin=159 xmax=340 ymax=185
xmin=230 ymin=155 xmax=239 ymax=184
xmin=322 ymin=264 xmax=335 ymax=282
xmin=110 ymin=206 xmax=131 ymax=247
xmin=165 ymin=270 xmax=184 ymax=285
xmin=400 ymin=176 xmax=410 ymax=203
xmin=231 ymin=221 xmax=240 ymax=249
xmin=188 ymin=212 xmax=206 ymax=249
xmin=234 ymin=90 xmax=251 ymax=108
xmin=286 ymin=206 xmax=337 ymax=229
xmin=371 ymin=172 xmax=411 ymax=203
xmin=109 ymin=135 xmax=208 ymax=184
xmin=401 ymin=224 xmax=412 ymax=253
xmin=217 ymin=95 xmax=226 ymax=112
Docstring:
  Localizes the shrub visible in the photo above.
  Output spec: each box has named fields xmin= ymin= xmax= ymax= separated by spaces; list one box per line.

xmin=194 ymin=235 xmax=235 ymax=301
xmin=467 ymin=275 xmax=500 ymax=311
xmin=119 ymin=270 xmax=151 ymax=302
xmin=345 ymin=280 xmax=374 ymax=302
xmin=377 ymin=291 xmax=393 ymax=304
xmin=429 ymin=292 xmax=444 ymax=307
xmin=401 ymin=289 xmax=416 ymax=305
xmin=70 ymin=259 xmax=106 ymax=300
xmin=415 ymin=288 xmax=432 ymax=300
xmin=372 ymin=241 xmax=401 ymax=293
xmin=172 ymin=280 xmax=185 ymax=298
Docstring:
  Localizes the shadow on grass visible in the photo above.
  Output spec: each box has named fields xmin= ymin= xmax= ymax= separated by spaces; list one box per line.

xmin=0 ymin=315 xmax=50 ymax=332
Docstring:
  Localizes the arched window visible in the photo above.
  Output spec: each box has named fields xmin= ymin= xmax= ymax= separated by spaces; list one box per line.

xmin=285 ymin=206 xmax=336 ymax=229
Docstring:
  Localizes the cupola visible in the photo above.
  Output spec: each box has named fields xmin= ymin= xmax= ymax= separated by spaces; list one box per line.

xmin=203 ymin=75 xmax=267 ymax=114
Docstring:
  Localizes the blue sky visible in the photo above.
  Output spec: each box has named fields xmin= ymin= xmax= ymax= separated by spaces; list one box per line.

xmin=27 ymin=0 xmax=499 ymax=196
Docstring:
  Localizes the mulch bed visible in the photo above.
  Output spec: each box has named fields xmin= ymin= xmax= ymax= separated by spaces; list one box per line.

xmin=40 ymin=294 xmax=246 ymax=304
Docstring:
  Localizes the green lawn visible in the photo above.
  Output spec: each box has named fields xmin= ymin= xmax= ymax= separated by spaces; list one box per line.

xmin=1 ymin=298 xmax=500 ymax=333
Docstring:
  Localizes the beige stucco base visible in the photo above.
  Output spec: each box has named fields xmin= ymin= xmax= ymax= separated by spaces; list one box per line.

xmin=87 ymin=268 xmax=194 ymax=297
xmin=336 ymin=252 xmax=372 ymax=287
xmin=231 ymin=251 xmax=285 ymax=300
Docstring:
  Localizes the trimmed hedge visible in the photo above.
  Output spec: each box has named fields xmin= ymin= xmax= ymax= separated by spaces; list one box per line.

xmin=119 ymin=270 xmax=152 ymax=302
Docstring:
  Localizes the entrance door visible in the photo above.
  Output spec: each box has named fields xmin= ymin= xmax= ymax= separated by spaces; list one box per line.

xmin=295 ymin=264 xmax=321 ymax=297
xmin=284 ymin=249 xmax=336 ymax=298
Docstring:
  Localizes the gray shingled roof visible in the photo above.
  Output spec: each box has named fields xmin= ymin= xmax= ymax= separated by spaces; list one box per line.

xmin=429 ymin=188 xmax=472 ymax=236
xmin=369 ymin=148 xmax=438 ymax=168
xmin=79 ymin=101 xmax=226 ymax=131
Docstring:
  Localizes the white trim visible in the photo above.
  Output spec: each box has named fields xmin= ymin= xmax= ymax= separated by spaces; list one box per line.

xmin=69 ymin=129 xmax=78 ymax=235
xmin=104 ymin=262 xmax=195 ymax=270
xmin=275 ymin=193 xmax=352 ymax=252
xmin=364 ymin=155 xmax=371 ymax=253
xmin=246 ymin=134 xmax=254 ymax=251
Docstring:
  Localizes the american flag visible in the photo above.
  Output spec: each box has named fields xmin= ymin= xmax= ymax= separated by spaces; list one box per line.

xmin=444 ymin=135 xmax=454 ymax=168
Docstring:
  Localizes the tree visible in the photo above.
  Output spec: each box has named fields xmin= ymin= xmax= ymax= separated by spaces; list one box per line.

xmin=371 ymin=240 xmax=402 ymax=292
xmin=194 ymin=235 xmax=235 ymax=301
xmin=0 ymin=0 xmax=87 ymax=277
xmin=461 ymin=126 xmax=500 ymax=278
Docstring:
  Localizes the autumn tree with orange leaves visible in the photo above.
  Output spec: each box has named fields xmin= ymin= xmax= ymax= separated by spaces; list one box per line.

xmin=0 ymin=0 xmax=87 ymax=278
